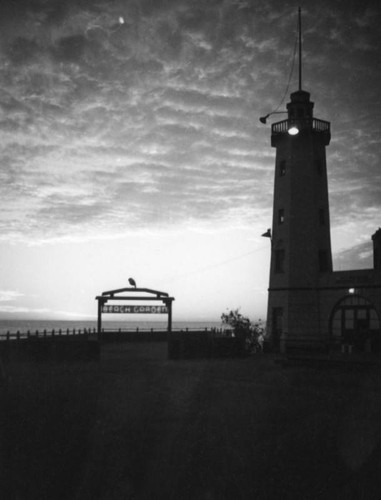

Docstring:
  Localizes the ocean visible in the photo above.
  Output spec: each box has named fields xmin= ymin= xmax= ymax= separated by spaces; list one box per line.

xmin=0 ymin=319 xmax=223 ymax=336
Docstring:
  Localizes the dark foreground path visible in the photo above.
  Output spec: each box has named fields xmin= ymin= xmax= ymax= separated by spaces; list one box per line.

xmin=2 ymin=343 xmax=381 ymax=499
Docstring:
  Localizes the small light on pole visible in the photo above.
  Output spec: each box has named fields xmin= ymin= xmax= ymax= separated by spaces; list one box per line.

xmin=259 ymin=111 xmax=287 ymax=124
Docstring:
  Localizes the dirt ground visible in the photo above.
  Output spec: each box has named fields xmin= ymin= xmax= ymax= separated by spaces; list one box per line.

xmin=2 ymin=342 xmax=381 ymax=499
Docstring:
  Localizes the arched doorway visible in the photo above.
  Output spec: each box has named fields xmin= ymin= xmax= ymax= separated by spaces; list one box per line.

xmin=330 ymin=295 xmax=381 ymax=352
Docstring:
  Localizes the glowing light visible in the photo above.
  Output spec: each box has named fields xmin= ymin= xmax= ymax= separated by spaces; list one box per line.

xmin=288 ymin=126 xmax=299 ymax=135
xmin=348 ymin=288 xmax=355 ymax=294
xmin=119 ymin=17 xmax=125 ymax=24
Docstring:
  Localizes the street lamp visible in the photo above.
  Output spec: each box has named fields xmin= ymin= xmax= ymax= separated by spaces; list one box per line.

xmin=259 ymin=111 xmax=287 ymax=124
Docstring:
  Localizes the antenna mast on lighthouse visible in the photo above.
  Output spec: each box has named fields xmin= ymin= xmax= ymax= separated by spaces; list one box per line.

xmin=298 ymin=6 xmax=302 ymax=91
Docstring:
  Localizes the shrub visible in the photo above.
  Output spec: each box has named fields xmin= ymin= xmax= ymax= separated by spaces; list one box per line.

xmin=221 ymin=309 xmax=265 ymax=353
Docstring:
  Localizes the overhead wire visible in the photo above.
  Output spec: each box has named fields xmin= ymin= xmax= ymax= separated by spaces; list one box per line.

xmin=167 ymin=245 xmax=270 ymax=284
xmin=272 ymin=18 xmax=299 ymax=113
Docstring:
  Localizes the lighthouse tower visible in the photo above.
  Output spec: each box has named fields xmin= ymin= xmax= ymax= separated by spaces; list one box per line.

xmin=265 ymin=10 xmax=332 ymax=350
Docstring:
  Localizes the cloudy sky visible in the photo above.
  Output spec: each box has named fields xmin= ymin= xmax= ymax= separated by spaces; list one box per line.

xmin=0 ymin=0 xmax=380 ymax=322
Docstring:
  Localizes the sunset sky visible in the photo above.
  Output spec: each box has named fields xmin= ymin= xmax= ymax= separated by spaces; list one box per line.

xmin=0 ymin=0 xmax=380 ymax=322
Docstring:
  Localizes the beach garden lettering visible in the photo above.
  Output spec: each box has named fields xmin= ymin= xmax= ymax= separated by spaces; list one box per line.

xmin=102 ymin=305 xmax=168 ymax=314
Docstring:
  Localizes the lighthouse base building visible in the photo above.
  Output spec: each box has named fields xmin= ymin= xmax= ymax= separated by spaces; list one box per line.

xmin=264 ymin=89 xmax=381 ymax=354
xmin=268 ymin=233 xmax=381 ymax=354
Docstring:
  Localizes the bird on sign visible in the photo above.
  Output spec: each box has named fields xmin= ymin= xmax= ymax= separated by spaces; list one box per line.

xmin=128 ymin=277 xmax=137 ymax=288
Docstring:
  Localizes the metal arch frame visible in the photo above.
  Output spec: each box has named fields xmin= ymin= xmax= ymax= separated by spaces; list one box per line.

xmin=95 ymin=287 xmax=175 ymax=338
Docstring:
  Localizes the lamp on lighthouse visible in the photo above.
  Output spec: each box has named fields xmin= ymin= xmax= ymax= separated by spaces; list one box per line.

xmin=287 ymin=124 xmax=299 ymax=135
xmin=259 ymin=112 xmax=300 ymax=135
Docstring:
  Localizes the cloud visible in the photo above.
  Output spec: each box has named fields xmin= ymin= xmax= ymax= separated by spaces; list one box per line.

xmin=0 ymin=304 xmax=53 ymax=318
xmin=334 ymin=240 xmax=373 ymax=270
xmin=0 ymin=290 xmax=24 ymax=302
xmin=7 ymin=36 xmax=41 ymax=64
xmin=52 ymin=34 xmax=88 ymax=63
xmin=0 ymin=0 xmax=379 ymax=253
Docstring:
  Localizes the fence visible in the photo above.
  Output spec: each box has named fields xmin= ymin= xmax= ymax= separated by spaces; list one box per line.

xmin=271 ymin=118 xmax=330 ymax=135
xmin=0 ymin=326 xmax=226 ymax=342
xmin=0 ymin=328 xmax=96 ymax=342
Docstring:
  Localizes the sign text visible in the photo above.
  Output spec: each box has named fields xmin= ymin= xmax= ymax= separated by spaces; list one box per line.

xmin=102 ymin=305 xmax=168 ymax=314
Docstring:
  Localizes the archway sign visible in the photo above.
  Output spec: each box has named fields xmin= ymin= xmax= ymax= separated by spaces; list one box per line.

xmin=95 ymin=286 xmax=175 ymax=338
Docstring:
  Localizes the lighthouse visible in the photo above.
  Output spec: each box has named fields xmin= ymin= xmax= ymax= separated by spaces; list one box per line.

xmin=264 ymin=9 xmax=331 ymax=349
xmin=262 ymin=9 xmax=381 ymax=353
xmin=266 ymin=87 xmax=332 ymax=349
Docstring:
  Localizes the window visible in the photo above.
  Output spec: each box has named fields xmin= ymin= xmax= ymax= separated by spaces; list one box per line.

xmin=331 ymin=310 xmax=341 ymax=338
xmin=357 ymin=309 xmax=367 ymax=320
xmin=344 ymin=309 xmax=354 ymax=329
xmin=330 ymin=295 xmax=381 ymax=351
xmin=370 ymin=309 xmax=379 ymax=329
xmin=275 ymin=249 xmax=285 ymax=273
xmin=278 ymin=209 xmax=285 ymax=224
xmin=279 ymin=160 xmax=286 ymax=176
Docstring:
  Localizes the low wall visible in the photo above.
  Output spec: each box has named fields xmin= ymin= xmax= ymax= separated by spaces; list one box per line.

xmin=0 ymin=330 xmax=246 ymax=363
xmin=0 ymin=337 xmax=100 ymax=364
xmin=168 ymin=331 xmax=245 ymax=359
xmin=101 ymin=330 xmax=168 ymax=343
